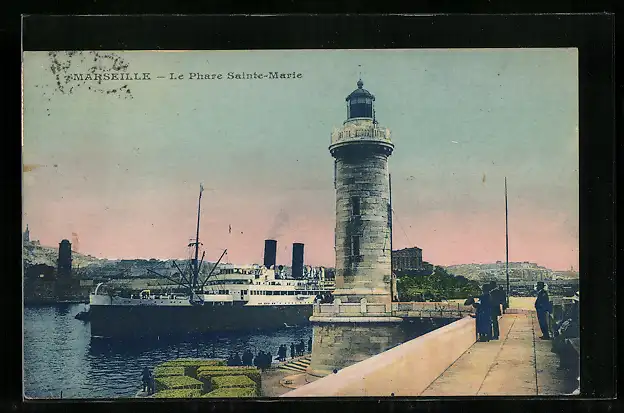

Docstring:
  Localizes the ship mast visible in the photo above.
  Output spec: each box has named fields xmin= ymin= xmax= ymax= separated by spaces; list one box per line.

xmin=192 ymin=184 xmax=204 ymax=291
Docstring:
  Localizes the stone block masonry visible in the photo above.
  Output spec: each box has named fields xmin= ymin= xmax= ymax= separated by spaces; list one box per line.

xmin=308 ymin=322 xmax=406 ymax=377
xmin=333 ymin=152 xmax=392 ymax=303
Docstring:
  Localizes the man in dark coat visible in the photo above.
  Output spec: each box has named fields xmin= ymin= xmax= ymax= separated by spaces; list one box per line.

xmin=308 ymin=337 xmax=312 ymax=353
xmin=476 ymin=284 xmax=493 ymax=342
xmin=141 ymin=367 xmax=151 ymax=392
xmin=290 ymin=342 xmax=296 ymax=359
xmin=489 ymin=281 xmax=503 ymax=340
xmin=242 ymin=350 xmax=252 ymax=366
xmin=535 ymin=281 xmax=552 ymax=339
xmin=265 ymin=351 xmax=272 ymax=369
xmin=256 ymin=351 xmax=265 ymax=371
xmin=148 ymin=372 xmax=155 ymax=395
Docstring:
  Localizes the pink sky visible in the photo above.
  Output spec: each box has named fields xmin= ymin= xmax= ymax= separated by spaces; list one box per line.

xmin=23 ymin=183 xmax=578 ymax=271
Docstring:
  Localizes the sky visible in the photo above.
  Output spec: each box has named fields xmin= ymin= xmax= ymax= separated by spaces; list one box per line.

xmin=22 ymin=49 xmax=579 ymax=271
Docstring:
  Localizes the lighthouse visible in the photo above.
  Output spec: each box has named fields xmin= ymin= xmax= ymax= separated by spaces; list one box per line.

xmin=329 ymin=79 xmax=395 ymax=306
xmin=307 ymin=79 xmax=403 ymax=378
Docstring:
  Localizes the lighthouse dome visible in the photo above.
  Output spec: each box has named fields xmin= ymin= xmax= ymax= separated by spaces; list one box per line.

xmin=345 ymin=79 xmax=375 ymax=120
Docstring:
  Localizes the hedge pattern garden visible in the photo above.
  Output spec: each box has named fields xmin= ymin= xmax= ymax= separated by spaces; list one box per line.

xmin=151 ymin=358 xmax=261 ymax=398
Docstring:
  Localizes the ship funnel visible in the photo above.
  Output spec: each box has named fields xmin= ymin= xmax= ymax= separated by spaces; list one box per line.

xmin=57 ymin=239 xmax=73 ymax=278
xmin=264 ymin=239 xmax=277 ymax=269
xmin=292 ymin=243 xmax=304 ymax=279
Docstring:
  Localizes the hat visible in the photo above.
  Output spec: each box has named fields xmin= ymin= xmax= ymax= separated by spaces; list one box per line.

xmin=536 ymin=281 xmax=545 ymax=287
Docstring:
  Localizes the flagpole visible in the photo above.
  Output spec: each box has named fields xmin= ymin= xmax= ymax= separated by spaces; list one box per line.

xmin=505 ymin=177 xmax=509 ymax=308
xmin=389 ymin=173 xmax=394 ymax=301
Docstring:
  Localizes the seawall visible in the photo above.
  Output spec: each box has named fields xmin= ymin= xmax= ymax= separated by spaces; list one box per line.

xmin=283 ymin=315 xmax=481 ymax=397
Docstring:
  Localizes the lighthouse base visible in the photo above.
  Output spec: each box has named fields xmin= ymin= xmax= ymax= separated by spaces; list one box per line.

xmin=306 ymin=316 xmax=405 ymax=378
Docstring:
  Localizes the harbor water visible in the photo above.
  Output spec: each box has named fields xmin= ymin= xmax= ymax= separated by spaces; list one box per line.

xmin=23 ymin=303 xmax=313 ymax=399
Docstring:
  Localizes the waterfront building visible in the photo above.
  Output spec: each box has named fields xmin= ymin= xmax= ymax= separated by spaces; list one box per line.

xmin=392 ymin=247 xmax=423 ymax=272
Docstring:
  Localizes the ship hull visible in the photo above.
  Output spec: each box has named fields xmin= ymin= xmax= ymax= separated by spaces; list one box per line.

xmin=89 ymin=302 xmax=312 ymax=338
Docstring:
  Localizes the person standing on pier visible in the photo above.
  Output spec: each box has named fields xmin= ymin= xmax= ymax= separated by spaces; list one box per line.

xmin=308 ymin=337 xmax=312 ymax=353
xmin=489 ymin=281 xmax=504 ymax=340
xmin=148 ymin=371 xmax=155 ymax=395
xmin=141 ymin=367 xmax=151 ymax=393
xmin=535 ymin=281 xmax=552 ymax=340
xmin=290 ymin=342 xmax=296 ymax=359
xmin=266 ymin=350 xmax=273 ymax=369
xmin=242 ymin=349 xmax=252 ymax=366
xmin=476 ymin=284 xmax=493 ymax=342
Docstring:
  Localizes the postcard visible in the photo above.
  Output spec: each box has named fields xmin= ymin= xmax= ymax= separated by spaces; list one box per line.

xmin=22 ymin=48 xmax=580 ymax=399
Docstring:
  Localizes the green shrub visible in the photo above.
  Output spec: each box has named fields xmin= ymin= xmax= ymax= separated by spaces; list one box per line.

xmin=211 ymin=375 xmax=256 ymax=390
xmin=158 ymin=358 xmax=226 ymax=378
xmin=154 ymin=375 xmax=203 ymax=392
xmin=153 ymin=389 xmax=202 ymax=399
xmin=197 ymin=368 xmax=261 ymax=393
xmin=202 ymin=387 xmax=257 ymax=398
xmin=153 ymin=366 xmax=185 ymax=377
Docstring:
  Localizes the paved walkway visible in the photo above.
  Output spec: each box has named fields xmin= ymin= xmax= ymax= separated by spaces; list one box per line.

xmin=420 ymin=312 xmax=568 ymax=396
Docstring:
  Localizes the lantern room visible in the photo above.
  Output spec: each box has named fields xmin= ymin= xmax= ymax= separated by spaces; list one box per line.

xmin=346 ymin=79 xmax=375 ymax=120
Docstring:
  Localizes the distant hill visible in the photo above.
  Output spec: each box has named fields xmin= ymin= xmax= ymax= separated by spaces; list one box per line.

xmin=23 ymin=240 xmax=109 ymax=269
xmin=443 ymin=262 xmax=577 ymax=282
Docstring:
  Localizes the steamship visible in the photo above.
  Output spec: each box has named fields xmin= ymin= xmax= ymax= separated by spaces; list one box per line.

xmin=88 ymin=186 xmax=334 ymax=339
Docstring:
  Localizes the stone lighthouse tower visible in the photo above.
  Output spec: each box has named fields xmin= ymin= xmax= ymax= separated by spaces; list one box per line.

xmin=307 ymin=79 xmax=403 ymax=378
xmin=330 ymin=79 xmax=394 ymax=306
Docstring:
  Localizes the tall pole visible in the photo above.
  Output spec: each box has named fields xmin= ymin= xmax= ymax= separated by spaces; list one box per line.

xmin=389 ymin=173 xmax=394 ymax=301
xmin=505 ymin=177 xmax=510 ymax=308
xmin=194 ymin=184 xmax=203 ymax=290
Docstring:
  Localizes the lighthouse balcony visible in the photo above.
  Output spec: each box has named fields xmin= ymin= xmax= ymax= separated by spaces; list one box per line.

xmin=330 ymin=119 xmax=392 ymax=148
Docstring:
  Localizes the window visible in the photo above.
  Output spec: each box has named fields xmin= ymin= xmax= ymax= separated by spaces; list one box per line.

xmin=351 ymin=236 xmax=361 ymax=257
xmin=351 ymin=197 xmax=361 ymax=216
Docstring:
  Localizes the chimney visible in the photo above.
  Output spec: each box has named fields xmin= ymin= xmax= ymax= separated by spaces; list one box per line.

xmin=263 ymin=240 xmax=277 ymax=269
xmin=292 ymin=243 xmax=304 ymax=279
xmin=57 ymin=239 xmax=73 ymax=278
